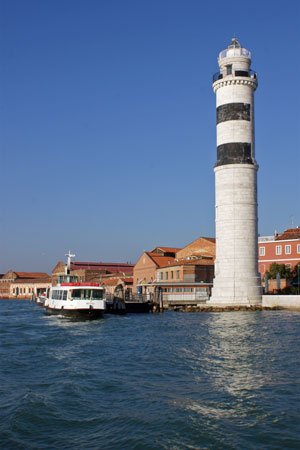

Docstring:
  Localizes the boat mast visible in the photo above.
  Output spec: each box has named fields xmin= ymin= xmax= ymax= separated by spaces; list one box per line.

xmin=65 ymin=250 xmax=75 ymax=274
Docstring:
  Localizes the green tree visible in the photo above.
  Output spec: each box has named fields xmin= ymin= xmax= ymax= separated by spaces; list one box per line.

xmin=265 ymin=263 xmax=292 ymax=280
xmin=292 ymin=261 xmax=300 ymax=277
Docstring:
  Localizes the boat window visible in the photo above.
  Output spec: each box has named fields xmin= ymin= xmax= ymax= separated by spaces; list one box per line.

xmin=71 ymin=289 xmax=82 ymax=299
xmin=63 ymin=291 xmax=67 ymax=300
xmin=70 ymin=288 xmax=103 ymax=300
xmin=91 ymin=289 xmax=103 ymax=299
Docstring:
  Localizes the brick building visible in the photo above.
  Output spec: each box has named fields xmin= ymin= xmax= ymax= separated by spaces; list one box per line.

xmin=258 ymin=227 xmax=300 ymax=276
xmin=101 ymin=277 xmax=133 ymax=298
xmin=133 ymin=247 xmax=179 ymax=293
xmin=51 ymin=260 xmax=134 ymax=285
xmin=154 ymin=257 xmax=214 ymax=303
xmin=133 ymin=238 xmax=216 ymax=300
xmin=176 ymin=237 xmax=216 ymax=260
xmin=0 ymin=271 xmax=50 ymax=299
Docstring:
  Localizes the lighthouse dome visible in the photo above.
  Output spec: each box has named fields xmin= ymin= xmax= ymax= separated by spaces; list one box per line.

xmin=219 ymin=37 xmax=251 ymax=60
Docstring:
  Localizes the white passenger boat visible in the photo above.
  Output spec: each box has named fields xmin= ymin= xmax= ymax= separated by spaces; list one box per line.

xmin=37 ymin=293 xmax=46 ymax=306
xmin=44 ymin=251 xmax=106 ymax=319
xmin=44 ymin=282 xmax=106 ymax=319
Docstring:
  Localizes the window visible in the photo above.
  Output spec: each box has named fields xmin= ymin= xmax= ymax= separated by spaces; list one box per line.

xmin=91 ymin=290 xmax=103 ymax=300
xmin=285 ymin=245 xmax=291 ymax=255
xmin=171 ymin=271 xmax=174 ymax=279
xmin=176 ymin=270 xmax=180 ymax=279
xmin=297 ymin=244 xmax=300 ymax=254
xmin=259 ymin=247 xmax=265 ymax=256
xmin=165 ymin=272 xmax=168 ymax=280
xmin=160 ymin=272 xmax=163 ymax=281
xmin=226 ymin=65 xmax=232 ymax=75
xmin=276 ymin=245 xmax=282 ymax=255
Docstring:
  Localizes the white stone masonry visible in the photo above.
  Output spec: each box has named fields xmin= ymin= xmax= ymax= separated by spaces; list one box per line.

xmin=209 ymin=38 xmax=262 ymax=306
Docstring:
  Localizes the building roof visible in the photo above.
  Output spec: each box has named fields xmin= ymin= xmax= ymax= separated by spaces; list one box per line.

xmin=12 ymin=277 xmax=52 ymax=284
xmin=199 ymin=237 xmax=216 ymax=243
xmin=147 ymin=253 xmax=176 ymax=268
xmin=159 ymin=259 xmax=214 ymax=269
xmin=176 ymin=237 xmax=216 ymax=259
xmin=123 ymin=278 xmax=133 ymax=284
xmin=70 ymin=262 xmax=134 ymax=273
xmin=151 ymin=247 xmax=181 ymax=253
xmin=101 ymin=279 xmax=119 ymax=286
xmin=276 ymin=227 xmax=300 ymax=241
xmin=15 ymin=272 xmax=49 ymax=279
xmin=102 ymin=277 xmax=133 ymax=286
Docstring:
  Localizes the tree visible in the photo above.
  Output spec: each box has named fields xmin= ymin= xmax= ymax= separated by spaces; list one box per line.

xmin=292 ymin=261 xmax=300 ymax=277
xmin=265 ymin=263 xmax=292 ymax=280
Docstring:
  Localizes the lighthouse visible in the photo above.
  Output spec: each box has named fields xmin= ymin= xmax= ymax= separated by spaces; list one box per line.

xmin=209 ymin=38 xmax=262 ymax=305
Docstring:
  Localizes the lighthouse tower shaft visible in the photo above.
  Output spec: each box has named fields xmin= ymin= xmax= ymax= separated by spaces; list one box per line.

xmin=209 ymin=38 xmax=262 ymax=305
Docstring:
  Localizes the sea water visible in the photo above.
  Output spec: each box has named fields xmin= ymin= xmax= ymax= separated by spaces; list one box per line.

xmin=0 ymin=299 xmax=299 ymax=449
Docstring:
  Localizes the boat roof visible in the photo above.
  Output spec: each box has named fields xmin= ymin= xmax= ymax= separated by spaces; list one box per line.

xmin=55 ymin=283 xmax=104 ymax=289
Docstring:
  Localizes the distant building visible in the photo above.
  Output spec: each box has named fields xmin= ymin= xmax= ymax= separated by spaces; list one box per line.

xmin=176 ymin=237 xmax=215 ymax=260
xmin=133 ymin=247 xmax=179 ymax=293
xmin=0 ymin=271 xmax=50 ymax=299
xmin=10 ymin=277 xmax=51 ymax=299
xmin=258 ymin=227 xmax=300 ymax=276
xmin=101 ymin=277 xmax=133 ymax=299
xmin=154 ymin=257 xmax=214 ymax=303
xmin=133 ymin=238 xmax=216 ymax=301
xmin=51 ymin=260 xmax=134 ymax=286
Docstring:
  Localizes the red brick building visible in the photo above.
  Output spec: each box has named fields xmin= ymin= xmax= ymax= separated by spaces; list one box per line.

xmin=258 ymin=227 xmax=300 ymax=276
xmin=51 ymin=260 xmax=134 ymax=286
xmin=133 ymin=248 xmax=179 ymax=293
xmin=133 ymin=238 xmax=216 ymax=300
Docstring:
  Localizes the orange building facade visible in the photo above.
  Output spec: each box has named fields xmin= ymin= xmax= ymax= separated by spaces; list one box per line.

xmin=133 ymin=239 xmax=216 ymax=301
xmin=258 ymin=228 xmax=300 ymax=276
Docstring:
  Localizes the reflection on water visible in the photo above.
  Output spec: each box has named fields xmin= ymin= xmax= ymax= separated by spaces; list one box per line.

xmin=203 ymin=313 xmax=268 ymax=395
xmin=176 ymin=312 xmax=300 ymax=441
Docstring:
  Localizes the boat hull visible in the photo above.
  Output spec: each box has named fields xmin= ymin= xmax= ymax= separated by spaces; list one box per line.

xmin=45 ymin=307 xmax=105 ymax=319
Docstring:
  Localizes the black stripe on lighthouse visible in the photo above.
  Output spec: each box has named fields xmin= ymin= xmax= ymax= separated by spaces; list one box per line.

xmin=217 ymin=103 xmax=250 ymax=124
xmin=215 ymin=143 xmax=254 ymax=167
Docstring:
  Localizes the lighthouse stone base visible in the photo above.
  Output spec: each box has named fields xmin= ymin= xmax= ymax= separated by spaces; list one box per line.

xmin=208 ymin=164 xmax=262 ymax=307
xmin=208 ymin=278 xmax=262 ymax=306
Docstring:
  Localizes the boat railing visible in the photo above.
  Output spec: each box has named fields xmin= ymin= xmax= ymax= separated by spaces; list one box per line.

xmin=106 ymin=293 xmax=152 ymax=303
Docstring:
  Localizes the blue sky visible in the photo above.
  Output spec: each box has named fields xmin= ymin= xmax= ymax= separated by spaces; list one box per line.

xmin=1 ymin=0 xmax=299 ymax=273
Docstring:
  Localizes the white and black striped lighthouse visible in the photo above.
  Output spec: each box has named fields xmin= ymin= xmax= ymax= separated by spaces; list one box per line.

xmin=209 ymin=38 xmax=262 ymax=305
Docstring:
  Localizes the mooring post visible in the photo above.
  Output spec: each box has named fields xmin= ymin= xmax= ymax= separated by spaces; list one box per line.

xmin=159 ymin=289 xmax=164 ymax=312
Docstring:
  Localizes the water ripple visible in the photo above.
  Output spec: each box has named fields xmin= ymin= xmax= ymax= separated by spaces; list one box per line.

xmin=0 ymin=301 xmax=300 ymax=449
